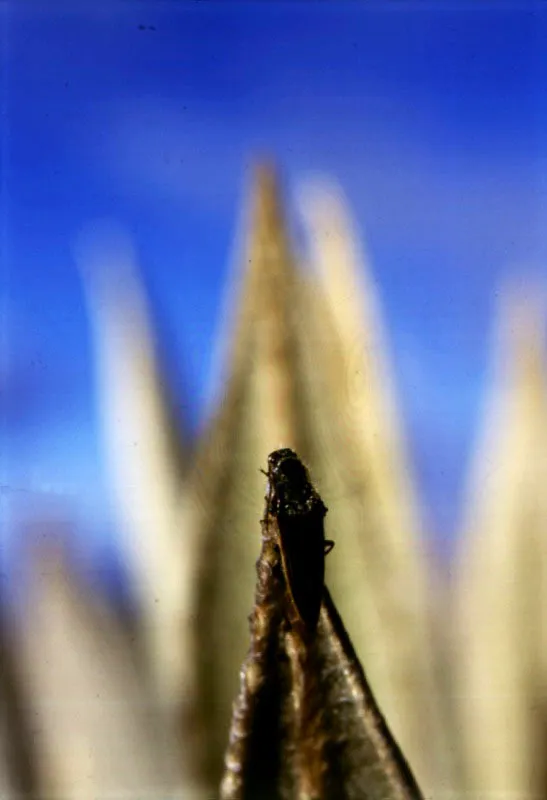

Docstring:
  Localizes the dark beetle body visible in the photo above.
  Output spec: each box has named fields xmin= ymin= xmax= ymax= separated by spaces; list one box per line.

xmin=265 ymin=448 xmax=332 ymax=632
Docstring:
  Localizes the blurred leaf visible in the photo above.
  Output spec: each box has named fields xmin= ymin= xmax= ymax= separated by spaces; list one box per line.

xmin=454 ymin=282 xmax=547 ymax=798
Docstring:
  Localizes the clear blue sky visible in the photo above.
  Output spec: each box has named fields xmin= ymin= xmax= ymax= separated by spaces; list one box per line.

xmin=2 ymin=1 xmax=546 ymax=559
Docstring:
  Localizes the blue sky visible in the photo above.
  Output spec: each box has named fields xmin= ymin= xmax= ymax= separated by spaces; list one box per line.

xmin=1 ymin=1 xmax=546 ymax=560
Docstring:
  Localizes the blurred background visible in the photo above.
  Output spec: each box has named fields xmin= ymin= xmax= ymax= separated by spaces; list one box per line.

xmin=1 ymin=2 xmax=547 ymax=798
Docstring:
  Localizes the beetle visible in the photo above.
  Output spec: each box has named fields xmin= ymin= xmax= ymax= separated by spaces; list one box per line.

xmin=263 ymin=448 xmax=334 ymax=632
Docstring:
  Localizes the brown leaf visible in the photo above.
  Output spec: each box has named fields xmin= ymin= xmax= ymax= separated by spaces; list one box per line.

xmin=220 ymin=450 xmax=424 ymax=800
